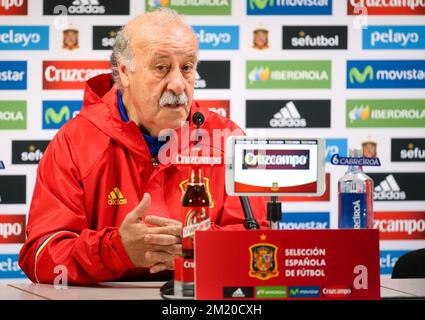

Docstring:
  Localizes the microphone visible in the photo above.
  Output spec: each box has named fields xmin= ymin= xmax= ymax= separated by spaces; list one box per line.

xmin=192 ymin=112 xmax=205 ymax=145
xmin=240 ymin=197 xmax=260 ymax=230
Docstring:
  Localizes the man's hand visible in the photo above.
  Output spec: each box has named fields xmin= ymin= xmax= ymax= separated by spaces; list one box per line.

xmin=119 ymin=193 xmax=182 ymax=273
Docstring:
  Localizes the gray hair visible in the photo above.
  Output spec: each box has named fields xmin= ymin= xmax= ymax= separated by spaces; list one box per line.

xmin=110 ymin=8 xmax=196 ymax=90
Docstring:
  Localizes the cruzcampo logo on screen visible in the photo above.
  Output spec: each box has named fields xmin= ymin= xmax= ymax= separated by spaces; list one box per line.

xmin=347 ymin=99 xmax=425 ymax=128
xmin=145 ymin=0 xmax=231 ymax=15
xmin=0 ymin=101 xmax=26 ymax=129
xmin=246 ymin=60 xmax=331 ymax=89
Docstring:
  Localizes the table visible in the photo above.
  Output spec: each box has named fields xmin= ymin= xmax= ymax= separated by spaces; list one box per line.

xmin=1 ymin=279 xmax=424 ymax=300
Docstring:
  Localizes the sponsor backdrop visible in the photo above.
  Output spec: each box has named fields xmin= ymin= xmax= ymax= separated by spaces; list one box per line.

xmin=0 ymin=0 xmax=424 ymax=282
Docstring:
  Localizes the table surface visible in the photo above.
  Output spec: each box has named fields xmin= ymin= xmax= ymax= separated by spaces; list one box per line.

xmin=1 ymin=279 xmax=424 ymax=300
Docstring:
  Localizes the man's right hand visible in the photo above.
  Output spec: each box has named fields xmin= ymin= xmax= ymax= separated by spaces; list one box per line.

xmin=119 ymin=193 xmax=182 ymax=273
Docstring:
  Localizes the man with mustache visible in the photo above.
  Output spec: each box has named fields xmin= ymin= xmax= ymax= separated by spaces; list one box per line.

xmin=19 ymin=9 xmax=267 ymax=285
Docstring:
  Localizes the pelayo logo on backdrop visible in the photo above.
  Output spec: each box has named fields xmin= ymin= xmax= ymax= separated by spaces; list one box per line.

xmin=192 ymin=26 xmax=239 ymax=50
xmin=42 ymin=100 xmax=82 ymax=129
xmin=0 ymin=26 xmax=49 ymax=50
xmin=380 ymin=251 xmax=408 ymax=276
xmin=347 ymin=60 xmax=425 ymax=88
xmin=0 ymin=254 xmax=26 ymax=278
xmin=363 ymin=26 xmax=425 ymax=50
xmin=146 ymin=0 xmax=231 ymax=15
xmin=347 ymin=99 xmax=425 ymax=128
xmin=0 ymin=61 xmax=27 ymax=90
xmin=325 ymin=139 xmax=348 ymax=163
xmin=247 ymin=60 xmax=331 ymax=89
xmin=247 ymin=0 xmax=332 ymax=15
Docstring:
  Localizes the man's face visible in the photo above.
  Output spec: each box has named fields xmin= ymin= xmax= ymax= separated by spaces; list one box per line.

xmin=123 ymin=25 xmax=198 ymax=137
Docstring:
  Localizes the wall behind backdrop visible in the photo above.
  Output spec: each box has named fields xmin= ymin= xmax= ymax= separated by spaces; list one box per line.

xmin=0 ymin=0 xmax=424 ymax=283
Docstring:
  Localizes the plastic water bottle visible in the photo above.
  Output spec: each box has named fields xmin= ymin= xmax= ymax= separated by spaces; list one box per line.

xmin=338 ymin=149 xmax=374 ymax=229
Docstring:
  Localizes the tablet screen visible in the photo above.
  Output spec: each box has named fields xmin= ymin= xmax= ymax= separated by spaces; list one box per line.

xmin=226 ymin=137 xmax=325 ymax=196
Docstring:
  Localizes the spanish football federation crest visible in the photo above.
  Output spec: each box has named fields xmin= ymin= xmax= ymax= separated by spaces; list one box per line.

xmin=63 ymin=28 xmax=79 ymax=50
xmin=362 ymin=138 xmax=377 ymax=158
xmin=179 ymin=177 xmax=214 ymax=208
xmin=249 ymin=240 xmax=279 ymax=280
xmin=253 ymin=29 xmax=269 ymax=50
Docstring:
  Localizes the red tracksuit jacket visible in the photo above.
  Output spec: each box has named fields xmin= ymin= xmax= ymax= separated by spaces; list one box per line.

xmin=19 ymin=74 xmax=268 ymax=285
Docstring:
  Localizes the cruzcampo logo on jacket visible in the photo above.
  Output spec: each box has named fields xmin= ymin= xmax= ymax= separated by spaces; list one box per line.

xmin=247 ymin=60 xmax=331 ymax=89
xmin=145 ymin=0 xmax=231 ymax=15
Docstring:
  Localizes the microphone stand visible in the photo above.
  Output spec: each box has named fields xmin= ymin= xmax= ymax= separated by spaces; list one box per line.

xmin=239 ymin=197 xmax=260 ymax=230
xmin=267 ymin=196 xmax=282 ymax=230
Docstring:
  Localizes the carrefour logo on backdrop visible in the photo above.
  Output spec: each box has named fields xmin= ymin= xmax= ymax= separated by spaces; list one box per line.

xmin=0 ymin=61 xmax=26 ymax=90
xmin=0 ymin=254 xmax=26 ymax=278
xmin=279 ymin=212 xmax=330 ymax=230
xmin=192 ymin=26 xmax=239 ymax=50
xmin=347 ymin=60 xmax=425 ymax=88
xmin=42 ymin=100 xmax=82 ymax=129
xmin=0 ymin=26 xmax=49 ymax=50
xmin=247 ymin=0 xmax=332 ymax=15
xmin=325 ymin=139 xmax=347 ymax=163
xmin=380 ymin=250 xmax=408 ymax=276
xmin=363 ymin=26 xmax=425 ymax=50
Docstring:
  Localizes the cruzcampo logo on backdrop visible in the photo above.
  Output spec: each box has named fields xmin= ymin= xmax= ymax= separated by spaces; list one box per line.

xmin=145 ymin=0 xmax=231 ymax=15
xmin=0 ymin=101 xmax=26 ymax=129
xmin=347 ymin=99 xmax=425 ymax=128
xmin=247 ymin=60 xmax=331 ymax=89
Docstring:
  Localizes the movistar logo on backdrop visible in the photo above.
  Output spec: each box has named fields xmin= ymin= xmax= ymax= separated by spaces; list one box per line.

xmin=347 ymin=60 xmax=425 ymax=88
xmin=347 ymin=99 xmax=425 ymax=128
xmin=146 ymin=0 xmax=231 ymax=15
xmin=247 ymin=60 xmax=331 ymax=89
xmin=42 ymin=100 xmax=82 ymax=129
xmin=349 ymin=65 xmax=374 ymax=84
xmin=247 ymin=0 xmax=332 ymax=15
xmin=192 ymin=26 xmax=239 ymax=50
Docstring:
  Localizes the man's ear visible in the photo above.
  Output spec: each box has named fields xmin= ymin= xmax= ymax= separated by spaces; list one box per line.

xmin=118 ymin=63 xmax=130 ymax=88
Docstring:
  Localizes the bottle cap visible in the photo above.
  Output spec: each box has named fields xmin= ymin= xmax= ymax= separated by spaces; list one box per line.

xmin=348 ymin=148 xmax=363 ymax=158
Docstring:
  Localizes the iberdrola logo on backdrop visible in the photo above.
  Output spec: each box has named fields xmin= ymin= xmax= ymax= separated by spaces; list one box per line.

xmin=146 ymin=0 xmax=231 ymax=15
xmin=349 ymin=105 xmax=370 ymax=123
xmin=248 ymin=66 xmax=270 ymax=84
xmin=349 ymin=65 xmax=374 ymax=84
xmin=148 ymin=0 xmax=170 ymax=8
